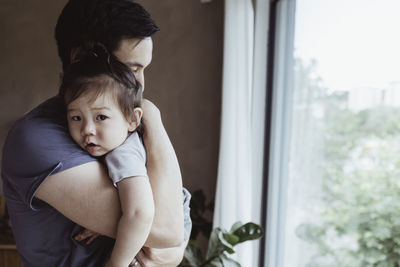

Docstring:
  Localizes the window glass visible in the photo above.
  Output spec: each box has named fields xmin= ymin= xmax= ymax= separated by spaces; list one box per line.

xmin=284 ymin=1 xmax=400 ymax=266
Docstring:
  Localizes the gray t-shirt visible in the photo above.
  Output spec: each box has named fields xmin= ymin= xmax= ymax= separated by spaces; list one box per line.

xmin=106 ymin=132 xmax=148 ymax=187
xmin=1 ymin=95 xmax=192 ymax=267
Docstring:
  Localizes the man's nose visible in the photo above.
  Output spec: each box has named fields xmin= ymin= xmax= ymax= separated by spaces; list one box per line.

xmin=81 ymin=120 xmax=95 ymax=136
xmin=137 ymin=74 xmax=145 ymax=91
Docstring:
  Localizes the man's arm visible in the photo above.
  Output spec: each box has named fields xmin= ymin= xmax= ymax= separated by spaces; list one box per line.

xmin=36 ymin=161 xmax=120 ymax=238
xmin=141 ymin=99 xmax=185 ymax=247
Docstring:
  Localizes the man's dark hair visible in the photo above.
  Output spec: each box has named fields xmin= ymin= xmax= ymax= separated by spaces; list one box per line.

xmin=55 ymin=0 xmax=159 ymax=70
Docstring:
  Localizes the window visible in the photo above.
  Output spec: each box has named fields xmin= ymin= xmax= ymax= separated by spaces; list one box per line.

xmin=265 ymin=0 xmax=400 ymax=266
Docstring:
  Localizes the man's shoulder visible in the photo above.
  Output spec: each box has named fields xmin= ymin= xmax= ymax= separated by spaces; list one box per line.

xmin=4 ymin=96 xmax=67 ymax=153
xmin=13 ymin=95 xmax=65 ymax=131
xmin=2 ymin=95 xmax=87 ymax=176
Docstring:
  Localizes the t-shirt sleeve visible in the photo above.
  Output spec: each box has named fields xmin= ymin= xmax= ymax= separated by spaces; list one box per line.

xmin=2 ymin=116 xmax=97 ymax=210
xmin=105 ymin=132 xmax=148 ymax=187
xmin=182 ymin=187 xmax=192 ymax=241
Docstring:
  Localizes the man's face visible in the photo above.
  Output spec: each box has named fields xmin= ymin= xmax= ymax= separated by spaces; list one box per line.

xmin=113 ymin=37 xmax=153 ymax=89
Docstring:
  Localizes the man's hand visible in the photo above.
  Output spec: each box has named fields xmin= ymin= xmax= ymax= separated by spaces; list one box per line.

xmin=134 ymin=240 xmax=188 ymax=267
xmin=141 ymin=99 xmax=161 ymax=128
xmin=74 ymin=229 xmax=101 ymax=245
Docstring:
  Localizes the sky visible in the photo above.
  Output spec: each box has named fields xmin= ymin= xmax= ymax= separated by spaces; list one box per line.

xmin=294 ymin=0 xmax=400 ymax=91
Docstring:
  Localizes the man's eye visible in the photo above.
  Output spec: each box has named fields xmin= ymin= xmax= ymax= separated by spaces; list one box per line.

xmin=96 ymin=115 xmax=108 ymax=121
xmin=71 ymin=116 xmax=81 ymax=121
xmin=132 ymin=67 xmax=139 ymax=73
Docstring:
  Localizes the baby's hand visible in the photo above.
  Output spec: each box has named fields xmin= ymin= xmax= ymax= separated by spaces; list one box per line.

xmin=74 ymin=229 xmax=101 ymax=245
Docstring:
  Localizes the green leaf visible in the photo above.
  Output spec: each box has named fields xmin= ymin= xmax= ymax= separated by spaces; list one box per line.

xmin=206 ymin=228 xmax=240 ymax=261
xmin=218 ymin=231 xmax=235 ymax=254
xmin=220 ymin=253 xmax=241 ymax=267
xmin=205 ymin=257 xmax=224 ymax=267
xmin=232 ymin=222 xmax=264 ymax=243
xmin=184 ymin=243 xmax=204 ymax=267
xmin=223 ymin=233 xmax=240 ymax=246
xmin=206 ymin=228 xmax=226 ymax=259
xmin=206 ymin=223 xmax=264 ymax=261
xmin=230 ymin=221 xmax=243 ymax=233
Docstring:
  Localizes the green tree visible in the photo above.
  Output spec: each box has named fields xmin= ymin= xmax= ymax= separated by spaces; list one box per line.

xmin=295 ymin=58 xmax=400 ymax=266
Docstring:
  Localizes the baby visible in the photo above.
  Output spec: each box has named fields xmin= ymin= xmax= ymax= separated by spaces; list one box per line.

xmin=59 ymin=44 xmax=154 ymax=267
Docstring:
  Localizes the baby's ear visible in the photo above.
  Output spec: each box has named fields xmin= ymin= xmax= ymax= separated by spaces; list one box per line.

xmin=128 ymin=107 xmax=143 ymax=132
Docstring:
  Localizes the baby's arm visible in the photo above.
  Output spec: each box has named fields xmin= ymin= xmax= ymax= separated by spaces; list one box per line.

xmin=106 ymin=176 xmax=154 ymax=267
xmin=103 ymin=132 xmax=153 ymax=266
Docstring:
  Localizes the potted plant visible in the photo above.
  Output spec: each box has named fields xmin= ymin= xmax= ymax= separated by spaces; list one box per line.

xmin=180 ymin=190 xmax=264 ymax=267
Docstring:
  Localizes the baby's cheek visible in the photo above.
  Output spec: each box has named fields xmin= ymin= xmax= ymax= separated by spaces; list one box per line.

xmin=69 ymin=128 xmax=81 ymax=144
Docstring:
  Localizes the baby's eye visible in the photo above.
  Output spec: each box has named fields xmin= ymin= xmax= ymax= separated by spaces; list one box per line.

xmin=131 ymin=66 xmax=139 ymax=73
xmin=71 ymin=116 xmax=81 ymax=121
xmin=96 ymin=115 xmax=108 ymax=121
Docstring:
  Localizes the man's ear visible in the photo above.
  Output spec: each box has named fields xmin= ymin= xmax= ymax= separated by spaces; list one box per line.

xmin=128 ymin=107 xmax=143 ymax=132
xmin=70 ymin=47 xmax=81 ymax=63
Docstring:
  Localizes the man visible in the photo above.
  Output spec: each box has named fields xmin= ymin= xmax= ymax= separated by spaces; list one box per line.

xmin=1 ymin=0 xmax=191 ymax=266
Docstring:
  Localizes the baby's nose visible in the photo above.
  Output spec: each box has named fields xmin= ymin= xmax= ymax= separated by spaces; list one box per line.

xmin=81 ymin=121 xmax=95 ymax=136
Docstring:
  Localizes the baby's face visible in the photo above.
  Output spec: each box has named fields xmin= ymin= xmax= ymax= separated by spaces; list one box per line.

xmin=67 ymin=90 xmax=136 ymax=157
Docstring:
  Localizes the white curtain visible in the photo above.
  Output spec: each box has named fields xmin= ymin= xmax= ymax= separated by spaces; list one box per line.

xmin=212 ymin=0 xmax=269 ymax=266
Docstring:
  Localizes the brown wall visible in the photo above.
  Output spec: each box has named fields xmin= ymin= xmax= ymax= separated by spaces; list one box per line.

xmin=0 ymin=0 xmax=223 ymax=202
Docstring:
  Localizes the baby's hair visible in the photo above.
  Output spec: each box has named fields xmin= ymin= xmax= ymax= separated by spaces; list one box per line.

xmin=59 ymin=43 xmax=143 ymax=132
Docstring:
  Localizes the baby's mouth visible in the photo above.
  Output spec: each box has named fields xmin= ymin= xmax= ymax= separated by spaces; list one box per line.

xmin=85 ymin=142 xmax=100 ymax=152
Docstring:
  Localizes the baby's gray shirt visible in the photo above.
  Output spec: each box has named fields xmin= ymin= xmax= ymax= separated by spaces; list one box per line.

xmin=105 ymin=132 xmax=147 ymax=187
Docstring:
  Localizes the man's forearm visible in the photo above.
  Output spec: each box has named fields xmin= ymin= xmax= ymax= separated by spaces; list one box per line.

xmin=37 ymin=160 xmax=185 ymax=248
xmin=142 ymin=107 xmax=184 ymax=248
